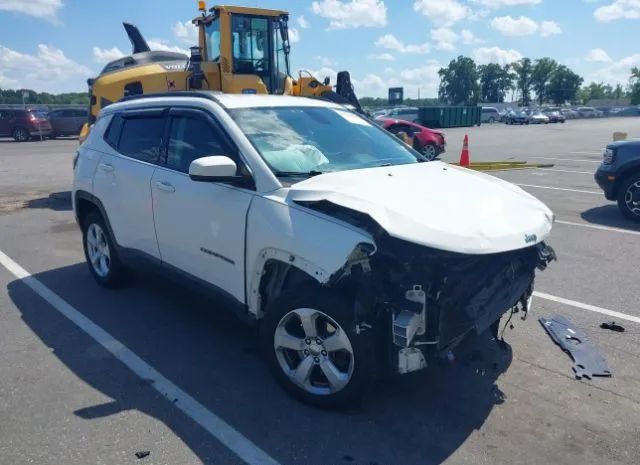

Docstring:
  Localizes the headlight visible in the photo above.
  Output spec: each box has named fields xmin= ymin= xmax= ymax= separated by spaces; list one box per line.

xmin=603 ymin=148 xmax=615 ymax=164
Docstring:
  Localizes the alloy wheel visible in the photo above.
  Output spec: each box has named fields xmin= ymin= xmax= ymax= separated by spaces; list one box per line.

xmin=274 ymin=308 xmax=354 ymax=396
xmin=422 ymin=144 xmax=437 ymax=161
xmin=86 ymin=223 xmax=111 ymax=277
xmin=624 ymin=180 xmax=640 ymax=217
xmin=13 ymin=127 xmax=28 ymax=142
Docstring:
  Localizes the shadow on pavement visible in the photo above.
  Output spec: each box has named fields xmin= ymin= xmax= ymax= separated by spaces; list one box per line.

xmin=8 ymin=262 xmax=511 ymax=465
xmin=581 ymin=205 xmax=640 ymax=232
xmin=25 ymin=191 xmax=72 ymax=212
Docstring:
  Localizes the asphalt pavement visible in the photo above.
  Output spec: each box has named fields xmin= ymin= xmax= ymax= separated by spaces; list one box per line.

xmin=0 ymin=119 xmax=639 ymax=465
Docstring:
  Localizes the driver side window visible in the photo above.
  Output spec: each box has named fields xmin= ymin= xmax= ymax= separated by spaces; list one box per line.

xmin=166 ymin=115 xmax=229 ymax=174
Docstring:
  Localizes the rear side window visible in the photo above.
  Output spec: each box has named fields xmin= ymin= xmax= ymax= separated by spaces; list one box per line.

xmin=166 ymin=115 xmax=228 ymax=173
xmin=104 ymin=114 xmax=124 ymax=148
xmin=117 ymin=116 xmax=165 ymax=163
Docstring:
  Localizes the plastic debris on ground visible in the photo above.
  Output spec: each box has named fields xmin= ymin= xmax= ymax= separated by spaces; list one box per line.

xmin=539 ymin=315 xmax=612 ymax=379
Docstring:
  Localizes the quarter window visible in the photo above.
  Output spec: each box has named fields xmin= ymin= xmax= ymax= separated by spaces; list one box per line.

xmin=117 ymin=116 xmax=165 ymax=163
xmin=166 ymin=115 xmax=228 ymax=173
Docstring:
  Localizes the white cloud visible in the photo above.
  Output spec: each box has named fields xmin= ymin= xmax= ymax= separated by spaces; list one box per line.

xmin=172 ymin=20 xmax=198 ymax=45
xmin=0 ymin=0 xmax=63 ymax=22
xmin=461 ymin=29 xmax=483 ymax=44
xmin=375 ymin=33 xmax=430 ymax=54
xmin=594 ymin=0 xmax=640 ymax=21
xmin=586 ymin=48 xmax=613 ymax=63
xmin=311 ymin=0 xmax=387 ymax=29
xmin=92 ymin=46 xmax=125 ymax=63
xmin=413 ymin=0 xmax=468 ymax=25
xmin=0 ymin=44 xmax=91 ymax=93
xmin=490 ymin=15 xmax=539 ymax=35
xmin=297 ymin=15 xmax=310 ymax=28
xmin=431 ymin=27 xmax=458 ymax=51
xmin=473 ymin=0 xmax=541 ymax=7
xmin=539 ymin=20 xmax=562 ymax=37
xmin=587 ymin=52 xmax=640 ymax=84
xmin=368 ymin=52 xmax=395 ymax=61
xmin=353 ymin=73 xmax=387 ymax=95
xmin=289 ymin=27 xmax=300 ymax=43
xmin=147 ymin=39 xmax=189 ymax=55
xmin=473 ymin=46 xmax=522 ymax=65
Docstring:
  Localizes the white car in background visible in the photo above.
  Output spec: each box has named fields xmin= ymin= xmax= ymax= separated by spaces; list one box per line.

xmin=72 ymin=93 xmax=555 ymax=407
xmin=528 ymin=111 xmax=550 ymax=124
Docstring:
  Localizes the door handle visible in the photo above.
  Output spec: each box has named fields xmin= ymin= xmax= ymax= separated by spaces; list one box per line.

xmin=98 ymin=163 xmax=114 ymax=172
xmin=154 ymin=180 xmax=175 ymax=193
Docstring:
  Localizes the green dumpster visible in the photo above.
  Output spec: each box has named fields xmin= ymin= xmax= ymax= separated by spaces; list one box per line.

xmin=417 ymin=106 xmax=481 ymax=128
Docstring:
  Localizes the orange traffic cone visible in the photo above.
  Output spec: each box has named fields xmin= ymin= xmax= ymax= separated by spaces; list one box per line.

xmin=459 ymin=134 xmax=470 ymax=167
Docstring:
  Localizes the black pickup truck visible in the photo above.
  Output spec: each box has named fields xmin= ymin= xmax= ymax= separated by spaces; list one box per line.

xmin=595 ymin=140 xmax=640 ymax=221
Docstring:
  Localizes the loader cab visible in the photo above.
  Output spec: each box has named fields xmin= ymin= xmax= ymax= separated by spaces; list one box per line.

xmin=200 ymin=6 xmax=291 ymax=95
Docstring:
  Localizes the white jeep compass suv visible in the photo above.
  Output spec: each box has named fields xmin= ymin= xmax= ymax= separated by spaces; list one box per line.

xmin=73 ymin=92 xmax=555 ymax=407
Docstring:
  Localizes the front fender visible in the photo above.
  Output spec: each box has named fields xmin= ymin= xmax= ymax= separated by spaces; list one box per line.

xmin=245 ymin=194 xmax=375 ymax=316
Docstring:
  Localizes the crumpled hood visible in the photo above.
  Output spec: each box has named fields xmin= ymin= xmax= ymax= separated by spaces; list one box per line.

xmin=286 ymin=162 xmax=553 ymax=255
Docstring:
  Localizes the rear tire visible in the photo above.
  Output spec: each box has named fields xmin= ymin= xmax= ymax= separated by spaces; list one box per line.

xmin=617 ymin=172 xmax=640 ymax=222
xmin=12 ymin=126 xmax=29 ymax=142
xmin=261 ymin=287 xmax=374 ymax=408
xmin=82 ymin=212 xmax=126 ymax=287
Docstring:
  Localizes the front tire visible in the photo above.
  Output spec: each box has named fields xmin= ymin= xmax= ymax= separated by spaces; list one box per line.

xmin=417 ymin=142 xmax=438 ymax=161
xmin=617 ymin=173 xmax=640 ymax=222
xmin=261 ymin=288 xmax=374 ymax=408
xmin=82 ymin=212 xmax=126 ymax=287
xmin=12 ymin=126 xmax=30 ymax=142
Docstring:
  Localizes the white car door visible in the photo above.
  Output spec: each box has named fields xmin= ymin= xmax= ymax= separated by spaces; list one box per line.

xmin=92 ymin=109 xmax=166 ymax=259
xmin=151 ymin=107 xmax=253 ymax=303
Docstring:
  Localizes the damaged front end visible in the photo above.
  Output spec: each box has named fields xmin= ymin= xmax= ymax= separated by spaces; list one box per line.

xmin=309 ymin=202 xmax=556 ymax=376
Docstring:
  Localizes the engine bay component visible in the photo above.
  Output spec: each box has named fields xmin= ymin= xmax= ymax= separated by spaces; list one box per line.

xmin=392 ymin=286 xmax=426 ymax=347
xmin=398 ymin=348 xmax=427 ymax=374
xmin=539 ymin=315 xmax=612 ymax=379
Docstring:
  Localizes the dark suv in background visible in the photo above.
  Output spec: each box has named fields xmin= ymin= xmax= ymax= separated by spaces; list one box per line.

xmin=0 ymin=108 xmax=52 ymax=141
xmin=48 ymin=108 xmax=88 ymax=137
xmin=595 ymin=140 xmax=640 ymax=221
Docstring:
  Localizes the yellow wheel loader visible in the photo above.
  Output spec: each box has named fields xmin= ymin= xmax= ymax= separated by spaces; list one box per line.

xmin=81 ymin=2 xmax=362 ymax=140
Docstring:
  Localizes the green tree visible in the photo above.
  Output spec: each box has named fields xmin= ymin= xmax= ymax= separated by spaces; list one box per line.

xmin=547 ymin=65 xmax=584 ymax=104
xmin=478 ymin=63 xmax=514 ymax=102
xmin=630 ymin=67 xmax=640 ymax=105
xmin=611 ymin=83 xmax=625 ymax=101
xmin=584 ymin=82 xmax=608 ymax=101
xmin=531 ymin=58 xmax=558 ymax=104
xmin=438 ymin=56 xmax=480 ymax=105
xmin=511 ymin=58 xmax=533 ymax=106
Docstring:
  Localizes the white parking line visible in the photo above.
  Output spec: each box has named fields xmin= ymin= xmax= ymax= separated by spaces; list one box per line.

xmin=539 ymin=168 xmax=593 ymax=175
xmin=530 ymin=157 xmax=601 ymax=163
xmin=515 ymin=183 xmax=601 ymax=195
xmin=555 ymin=219 xmax=640 ymax=236
xmin=570 ymin=151 xmax=603 ymax=155
xmin=534 ymin=292 xmax=640 ymax=325
xmin=0 ymin=249 xmax=281 ymax=465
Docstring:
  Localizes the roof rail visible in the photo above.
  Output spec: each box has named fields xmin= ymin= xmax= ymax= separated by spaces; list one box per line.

xmin=118 ymin=91 xmax=223 ymax=104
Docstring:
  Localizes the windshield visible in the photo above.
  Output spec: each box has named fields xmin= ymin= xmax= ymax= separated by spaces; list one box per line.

xmin=230 ymin=106 xmax=421 ymax=176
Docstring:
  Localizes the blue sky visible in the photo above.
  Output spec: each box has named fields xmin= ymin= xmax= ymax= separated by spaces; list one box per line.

xmin=0 ymin=0 xmax=638 ymax=97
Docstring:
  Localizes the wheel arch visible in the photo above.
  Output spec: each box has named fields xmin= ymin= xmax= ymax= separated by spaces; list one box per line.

xmin=74 ymin=190 xmax=118 ymax=245
xmin=613 ymin=163 xmax=640 ymax=199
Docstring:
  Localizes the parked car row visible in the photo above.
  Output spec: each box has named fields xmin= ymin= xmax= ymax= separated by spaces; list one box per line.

xmin=0 ymin=107 xmax=87 ymax=141
xmin=501 ymin=109 xmax=565 ymax=125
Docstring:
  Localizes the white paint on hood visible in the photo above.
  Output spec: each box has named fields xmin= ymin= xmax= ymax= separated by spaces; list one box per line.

xmin=287 ymin=162 xmax=554 ymax=255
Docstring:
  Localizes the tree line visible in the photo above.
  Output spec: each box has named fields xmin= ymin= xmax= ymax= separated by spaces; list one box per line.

xmin=0 ymin=89 xmax=89 ymax=105
xmin=438 ymin=56 xmax=640 ymax=107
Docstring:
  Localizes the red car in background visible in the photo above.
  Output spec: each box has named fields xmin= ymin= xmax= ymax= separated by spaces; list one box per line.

xmin=376 ymin=117 xmax=446 ymax=161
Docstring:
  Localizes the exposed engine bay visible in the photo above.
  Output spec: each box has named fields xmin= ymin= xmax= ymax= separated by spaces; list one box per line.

xmin=299 ymin=199 xmax=556 ymax=375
